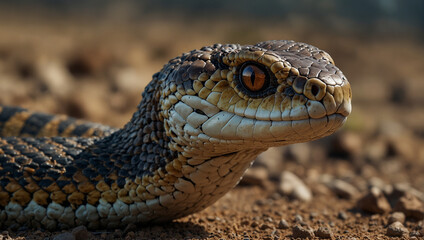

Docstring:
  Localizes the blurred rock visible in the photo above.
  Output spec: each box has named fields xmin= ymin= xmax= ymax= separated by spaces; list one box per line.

xmin=329 ymin=131 xmax=363 ymax=159
xmin=357 ymin=187 xmax=391 ymax=214
xmin=338 ymin=211 xmax=348 ymax=220
xmin=393 ymin=193 xmax=424 ymax=220
xmin=388 ymin=212 xmax=406 ymax=224
xmin=53 ymin=232 xmax=74 ymax=240
xmin=112 ymin=68 xmax=143 ymax=95
xmin=277 ymin=219 xmax=290 ymax=229
xmin=240 ymin=167 xmax=270 ymax=188
xmin=364 ymin=137 xmax=387 ymax=163
xmin=279 ymin=171 xmax=312 ymax=202
xmin=367 ymin=177 xmax=386 ymax=190
xmin=255 ymin=147 xmax=284 ymax=175
xmin=71 ymin=225 xmax=92 ymax=239
xmin=386 ymin=221 xmax=409 ymax=237
xmin=326 ymin=179 xmax=359 ymax=199
xmin=392 ymin=183 xmax=424 ymax=202
xmin=315 ymin=226 xmax=334 ymax=239
xmin=66 ymin=47 xmax=114 ymax=77
xmin=283 ymin=143 xmax=311 ymax=164
xmin=37 ymin=59 xmax=72 ymax=97
xmin=292 ymin=225 xmax=315 ymax=239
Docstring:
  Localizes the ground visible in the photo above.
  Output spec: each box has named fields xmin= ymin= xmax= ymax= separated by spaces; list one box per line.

xmin=0 ymin=10 xmax=423 ymax=239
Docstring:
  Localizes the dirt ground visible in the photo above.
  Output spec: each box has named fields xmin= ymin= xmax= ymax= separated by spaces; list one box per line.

xmin=0 ymin=6 xmax=423 ymax=239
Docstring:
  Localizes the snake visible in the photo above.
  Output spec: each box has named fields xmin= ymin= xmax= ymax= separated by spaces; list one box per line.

xmin=0 ymin=40 xmax=351 ymax=230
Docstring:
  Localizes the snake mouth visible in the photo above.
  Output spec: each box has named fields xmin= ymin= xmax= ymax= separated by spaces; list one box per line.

xmin=200 ymin=111 xmax=346 ymax=141
xmin=168 ymin=94 xmax=350 ymax=143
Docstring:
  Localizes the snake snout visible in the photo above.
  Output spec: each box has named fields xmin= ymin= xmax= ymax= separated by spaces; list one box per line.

xmin=335 ymin=82 xmax=352 ymax=117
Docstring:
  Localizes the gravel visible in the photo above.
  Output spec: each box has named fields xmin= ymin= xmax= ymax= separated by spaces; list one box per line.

xmin=393 ymin=193 xmax=424 ymax=220
xmin=279 ymin=171 xmax=313 ymax=202
xmin=315 ymin=226 xmax=334 ymax=239
xmin=386 ymin=221 xmax=409 ymax=237
xmin=356 ymin=187 xmax=391 ymax=214
xmin=292 ymin=225 xmax=315 ymax=239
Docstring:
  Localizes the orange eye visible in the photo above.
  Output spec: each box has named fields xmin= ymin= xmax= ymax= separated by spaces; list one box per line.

xmin=241 ymin=65 xmax=266 ymax=92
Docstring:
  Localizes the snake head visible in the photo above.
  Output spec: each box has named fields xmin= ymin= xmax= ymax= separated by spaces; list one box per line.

xmin=159 ymin=40 xmax=351 ymax=155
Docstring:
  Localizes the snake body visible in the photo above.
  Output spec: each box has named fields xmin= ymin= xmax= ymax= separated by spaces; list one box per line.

xmin=0 ymin=40 xmax=351 ymax=230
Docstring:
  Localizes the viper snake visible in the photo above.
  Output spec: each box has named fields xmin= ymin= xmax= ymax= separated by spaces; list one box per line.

xmin=0 ymin=40 xmax=351 ymax=230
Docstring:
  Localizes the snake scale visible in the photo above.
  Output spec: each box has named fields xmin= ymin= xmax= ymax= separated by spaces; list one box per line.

xmin=0 ymin=40 xmax=351 ymax=230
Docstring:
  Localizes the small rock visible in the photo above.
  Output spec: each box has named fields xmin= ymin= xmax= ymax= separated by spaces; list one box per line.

xmin=295 ymin=214 xmax=304 ymax=223
xmin=284 ymin=143 xmax=311 ymax=164
xmin=315 ymin=226 xmax=334 ymax=239
xmin=124 ymin=223 xmax=137 ymax=233
xmin=338 ymin=211 xmax=348 ymax=220
xmin=260 ymin=224 xmax=273 ymax=230
xmin=53 ymin=232 xmax=75 ymax=240
xmin=240 ymin=167 xmax=270 ymax=187
xmin=277 ymin=219 xmax=290 ymax=229
xmin=329 ymin=131 xmax=363 ymax=158
xmin=241 ymin=220 xmax=250 ymax=226
xmin=279 ymin=171 xmax=312 ymax=202
xmin=327 ymin=179 xmax=359 ymax=199
xmin=365 ymin=138 xmax=388 ymax=162
xmin=255 ymin=147 xmax=285 ymax=174
xmin=206 ymin=216 xmax=216 ymax=222
xmin=71 ymin=225 xmax=91 ymax=239
xmin=393 ymin=193 xmax=424 ymax=220
xmin=126 ymin=231 xmax=135 ymax=239
xmin=357 ymin=187 xmax=391 ymax=214
xmin=410 ymin=231 xmax=422 ymax=238
xmin=388 ymin=212 xmax=406 ymax=224
xmin=386 ymin=221 xmax=409 ymax=237
xmin=292 ymin=225 xmax=315 ymax=239
xmin=392 ymin=183 xmax=424 ymax=202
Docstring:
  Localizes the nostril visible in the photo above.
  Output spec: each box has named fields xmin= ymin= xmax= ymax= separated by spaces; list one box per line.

xmin=311 ymin=84 xmax=319 ymax=97
xmin=303 ymin=78 xmax=326 ymax=101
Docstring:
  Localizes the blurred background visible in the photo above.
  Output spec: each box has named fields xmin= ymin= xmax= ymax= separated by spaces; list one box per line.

xmin=0 ymin=0 xmax=423 ymax=192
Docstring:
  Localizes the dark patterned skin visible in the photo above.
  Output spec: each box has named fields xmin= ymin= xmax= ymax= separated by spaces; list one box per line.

xmin=0 ymin=40 xmax=351 ymax=230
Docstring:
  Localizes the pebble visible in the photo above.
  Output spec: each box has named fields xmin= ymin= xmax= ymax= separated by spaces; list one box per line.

xmin=338 ymin=211 xmax=348 ymax=220
xmin=292 ymin=225 xmax=315 ymax=239
xmin=260 ymin=224 xmax=273 ymax=230
xmin=388 ymin=212 xmax=406 ymax=224
xmin=356 ymin=187 xmax=391 ymax=214
xmin=315 ymin=226 xmax=334 ymax=239
xmin=277 ymin=219 xmax=289 ymax=229
xmin=255 ymin=147 xmax=285 ymax=174
xmin=52 ymin=232 xmax=75 ymax=240
xmin=125 ymin=231 xmax=136 ymax=239
xmin=241 ymin=167 xmax=270 ymax=187
xmin=386 ymin=221 xmax=409 ymax=237
xmin=283 ymin=143 xmax=311 ymax=164
xmin=279 ymin=171 xmax=312 ymax=202
xmin=327 ymin=179 xmax=359 ymax=199
xmin=393 ymin=193 xmax=424 ymax=220
xmin=294 ymin=214 xmax=304 ymax=223
xmin=71 ymin=226 xmax=92 ymax=239
xmin=329 ymin=131 xmax=363 ymax=158
xmin=392 ymin=183 xmax=424 ymax=202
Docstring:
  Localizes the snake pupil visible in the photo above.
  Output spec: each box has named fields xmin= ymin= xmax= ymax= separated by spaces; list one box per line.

xmin=250 ymin=71 xmax=255 ymax=86
xmin=240 ymin=64 xmax=267 ymax=93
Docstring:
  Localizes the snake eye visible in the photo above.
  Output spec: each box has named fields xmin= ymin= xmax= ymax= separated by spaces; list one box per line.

xmin=240 ymin=64 xmax=267 ymax=92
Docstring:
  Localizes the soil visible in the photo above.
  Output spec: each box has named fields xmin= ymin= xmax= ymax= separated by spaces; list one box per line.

xmin=0 ymin=7 xmax=423 ymax=239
